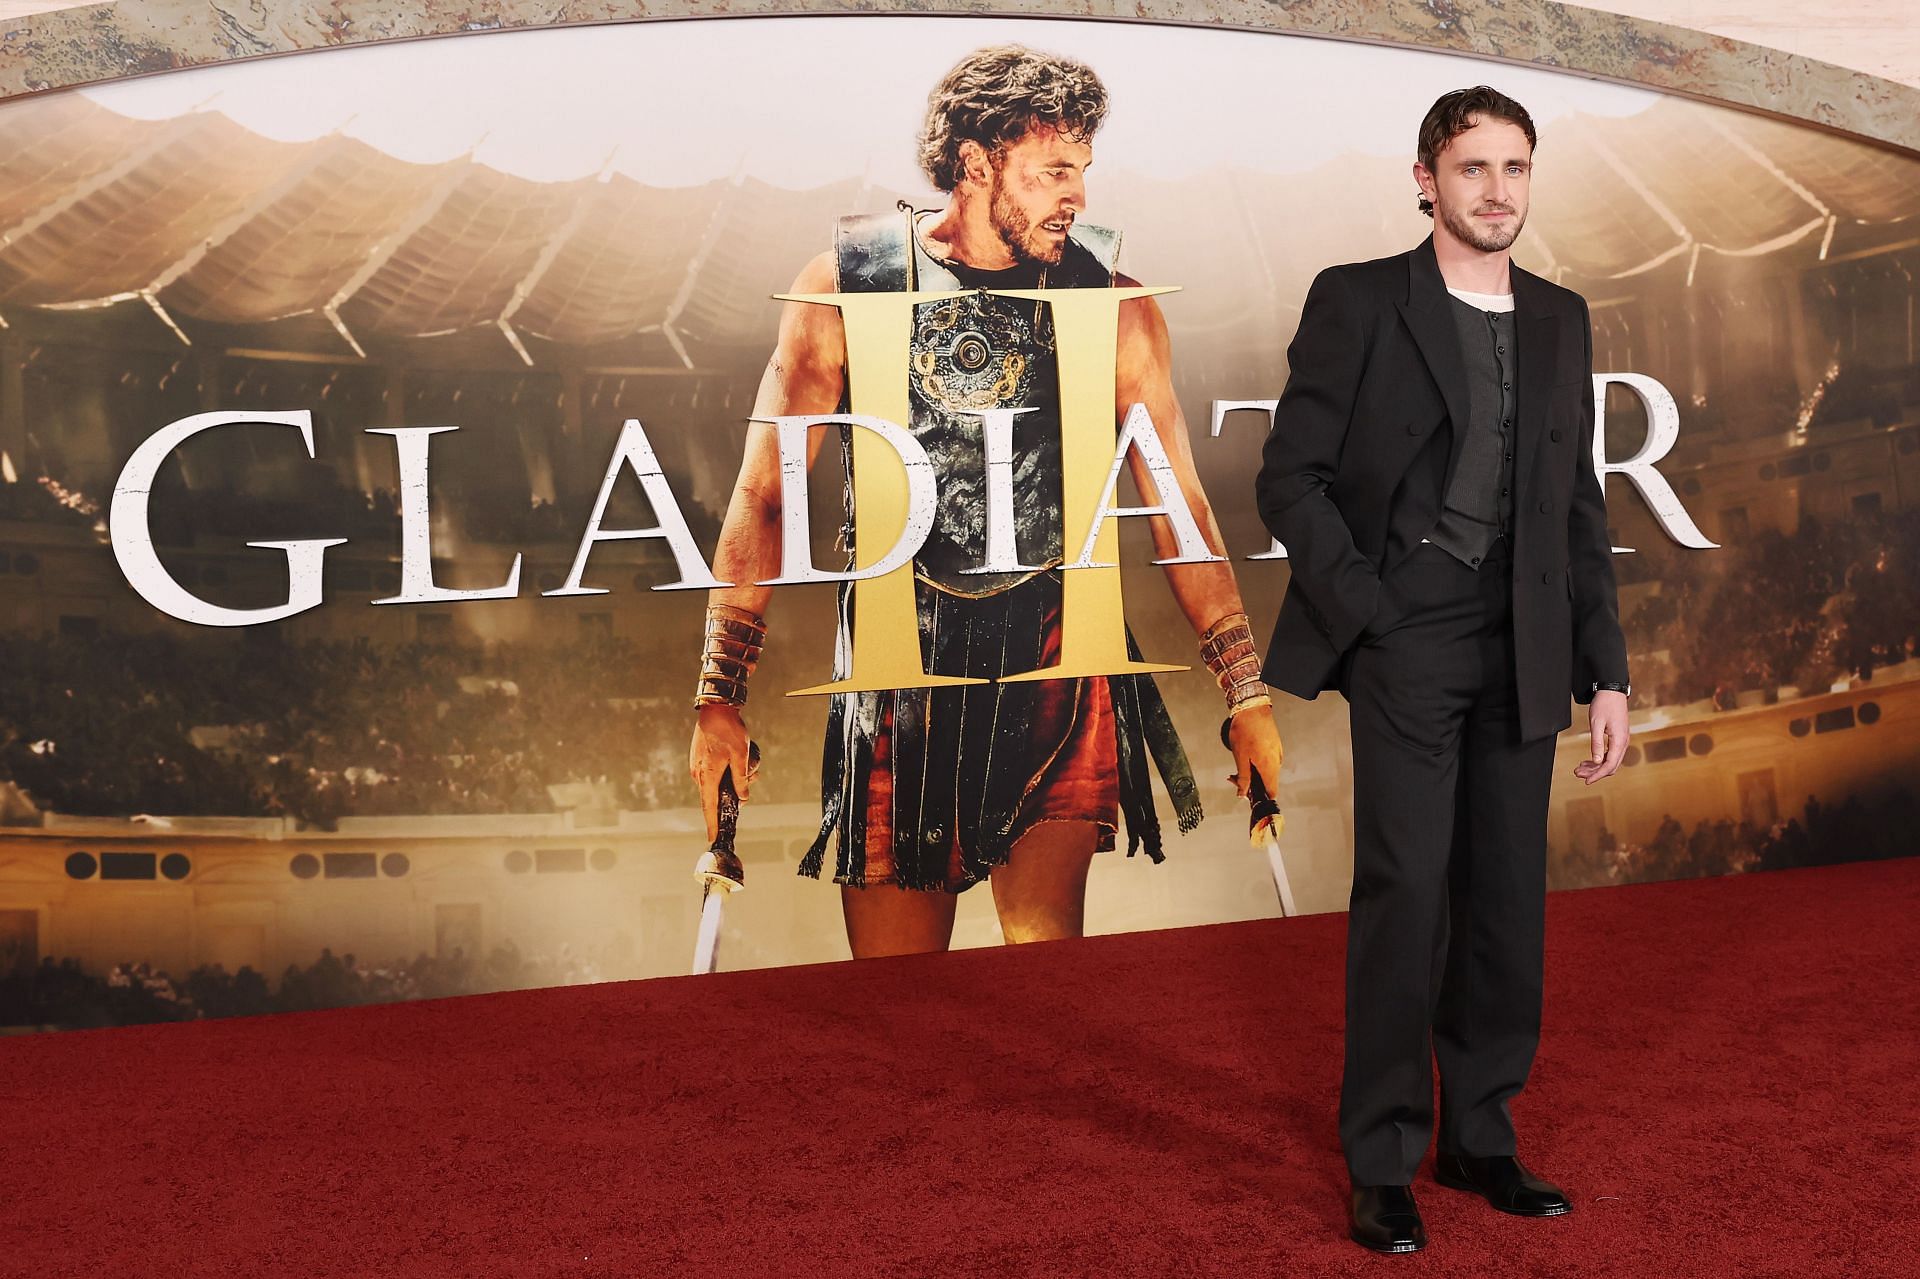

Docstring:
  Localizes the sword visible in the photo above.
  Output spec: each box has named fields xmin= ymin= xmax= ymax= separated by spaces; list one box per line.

xmin=1220 ymin=718 xmax=1296 ymax=918
xmin=691 ymin=740 xmax=758 ymax=975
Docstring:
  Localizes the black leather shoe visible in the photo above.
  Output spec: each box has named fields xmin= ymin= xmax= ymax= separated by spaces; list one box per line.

xmin=1349 ymin=1183 xmax=1428 ymax=1253
xmin=1433 ymin=1152 xmax=1571 ymax=1217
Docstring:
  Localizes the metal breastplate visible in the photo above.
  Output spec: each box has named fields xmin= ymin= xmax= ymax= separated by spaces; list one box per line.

xmin=835 ymin=210 xmax=1120 ymax=595
xmin=907 ymin=289 xmax=1061 ymax=593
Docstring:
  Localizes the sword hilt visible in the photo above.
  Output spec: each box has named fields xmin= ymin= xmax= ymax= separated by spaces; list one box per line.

xmin=696 ymin=740 xmax=758 ymax=896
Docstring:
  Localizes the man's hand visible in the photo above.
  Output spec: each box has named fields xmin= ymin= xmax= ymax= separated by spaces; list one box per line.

xmin=690 ymin=704 xmax=755 ymax=840
xmin=1227 ymin=704 xmax=1285 ymax=799
xmin=1574 ymin=690 xmax=1629 ymax=785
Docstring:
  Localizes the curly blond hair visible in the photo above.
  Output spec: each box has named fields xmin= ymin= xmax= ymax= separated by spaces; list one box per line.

xmin=917 ymin=45 xmax=1110 ymax=193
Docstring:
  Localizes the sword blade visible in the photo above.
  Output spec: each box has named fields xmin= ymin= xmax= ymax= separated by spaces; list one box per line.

xmin=1260 ymin=823 xmax=1298 ymax=918
xmin=691 ymin=888 xmax=726 ymax=974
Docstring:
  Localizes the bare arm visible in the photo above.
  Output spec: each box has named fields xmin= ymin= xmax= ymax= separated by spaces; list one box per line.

xmin=708 ymin=250 xmax=847 ymax=611
xmin=1115 ymin=280 xmax=1284 ymax=796
xmin=1114 ymin=281 xmax=1251 ymax=637
xmin=690 ymin=250 xmax=845 ymax=836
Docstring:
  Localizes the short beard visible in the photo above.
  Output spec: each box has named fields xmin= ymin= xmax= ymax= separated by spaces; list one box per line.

xmin=1441 ymin=200 xmax=1526 ymax=253
xmin=988 ymin=168 xmax=1065 ymax=266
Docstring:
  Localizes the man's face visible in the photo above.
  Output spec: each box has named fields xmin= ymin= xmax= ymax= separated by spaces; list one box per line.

xmin=981 ymin=124 xmax=1091 ymax=266
xmin=1416 ymin=116 xmax=1533 ymax=254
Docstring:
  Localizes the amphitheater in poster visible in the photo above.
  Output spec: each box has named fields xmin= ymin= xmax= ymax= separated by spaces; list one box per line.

xmin=0 ymin=16 xmax=1915 ymax=1021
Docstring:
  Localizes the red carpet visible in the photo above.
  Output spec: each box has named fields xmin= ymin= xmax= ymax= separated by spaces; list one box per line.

xmin=4 ymin=859 xmax=1918 ymax=1277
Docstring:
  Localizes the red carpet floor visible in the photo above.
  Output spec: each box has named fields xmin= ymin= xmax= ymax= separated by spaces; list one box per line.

xmin=4 ymin=859 xmax=1919 ymax=1278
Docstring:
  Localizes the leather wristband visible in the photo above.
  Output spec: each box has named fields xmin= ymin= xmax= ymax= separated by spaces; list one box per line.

xmin=1199 ymin=611 xmax=1270 ymax=715
xmin=695 ymin=603 xmax=767 ymax=708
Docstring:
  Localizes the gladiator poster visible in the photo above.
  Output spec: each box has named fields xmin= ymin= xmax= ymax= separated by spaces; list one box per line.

xmin=0 ymin=17 xmax=1915 ymax=1027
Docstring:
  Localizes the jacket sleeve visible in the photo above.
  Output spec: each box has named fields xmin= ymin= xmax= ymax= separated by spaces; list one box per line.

xmin=1568 ymin=294 xmax=1632 ymax=702
xmin=1254 ymin=265 xmax=1380 ymax=651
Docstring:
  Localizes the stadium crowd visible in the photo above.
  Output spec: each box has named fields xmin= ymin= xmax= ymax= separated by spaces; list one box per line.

xmin=0 ymin=938 xmax=629 ymax=1031
xmin=0 ymin=629 xmax=823 ymax=826
xmin=1548 ymin=785 xmax=1916 ymax=890
xmin=1616 ymin=507 xmax=1920 ymax=707
xmin=1 ymin=472 xmax=1915 ymax=844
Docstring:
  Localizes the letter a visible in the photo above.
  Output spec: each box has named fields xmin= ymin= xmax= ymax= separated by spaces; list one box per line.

xmin=1070 ymin=401 xmax=1223 ymax=568
xmin=548 ymin=417 xmax=728 ymax=594
xmin=992 ymin=286 xmax=1188 ymax=682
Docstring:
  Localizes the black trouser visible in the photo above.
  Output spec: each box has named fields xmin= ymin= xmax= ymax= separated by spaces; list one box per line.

xmin=1336 ymin=536 xmax=1557 ymax=1186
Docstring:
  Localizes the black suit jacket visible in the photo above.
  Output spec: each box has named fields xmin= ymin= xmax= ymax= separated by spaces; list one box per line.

xmin=1255 ymin=235 xmax=1630 ymax=742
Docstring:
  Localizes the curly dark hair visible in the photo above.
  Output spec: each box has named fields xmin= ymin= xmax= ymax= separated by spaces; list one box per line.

xmin=917 ymin=45 xmax=1110 ymax=193
xmin=1416 ymin=86 xmax=1538 ymax=217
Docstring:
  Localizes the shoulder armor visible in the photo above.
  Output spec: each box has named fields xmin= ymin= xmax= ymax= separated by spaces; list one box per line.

xmin=1066 ymin=221 xmax=1122 ymax=280
xmin=835 ymin=212 xmax=912 ymax=293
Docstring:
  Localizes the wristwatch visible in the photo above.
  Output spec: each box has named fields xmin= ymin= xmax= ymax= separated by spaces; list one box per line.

xmin=1591 ymin=680 xmax=1631 ymax=696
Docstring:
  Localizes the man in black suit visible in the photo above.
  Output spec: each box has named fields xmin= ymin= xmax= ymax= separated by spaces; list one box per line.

xmin=1255 ymin=87 xmax=1632 ymax=1254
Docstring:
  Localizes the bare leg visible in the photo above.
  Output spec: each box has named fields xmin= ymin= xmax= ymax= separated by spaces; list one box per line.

xmin=840 ymin=883 xmax=958 ymax=959
xmin=989 ymin=820 xmax=1099 ymax=943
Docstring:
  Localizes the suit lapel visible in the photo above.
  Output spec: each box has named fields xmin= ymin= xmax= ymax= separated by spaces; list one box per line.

xmin=1512 ymin=265 xmax=1559 ymax=500
xmin=1394 ymin=237 xmax=1473 ymax=484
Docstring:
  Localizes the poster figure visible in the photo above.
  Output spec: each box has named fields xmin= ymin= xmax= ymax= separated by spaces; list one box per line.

xmin=687 ymin=45 xmax=1285 ymax=956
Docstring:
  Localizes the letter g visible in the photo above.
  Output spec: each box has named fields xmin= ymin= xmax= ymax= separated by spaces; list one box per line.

xmin=109 ymin=410 xmax=345 ymax=626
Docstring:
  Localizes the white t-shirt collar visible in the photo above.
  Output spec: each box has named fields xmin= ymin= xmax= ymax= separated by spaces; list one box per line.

xmin=1446 ymin=285 xmax=1516 ymax=313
